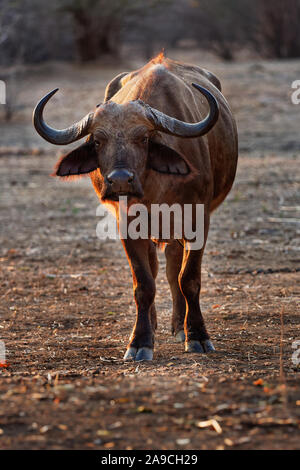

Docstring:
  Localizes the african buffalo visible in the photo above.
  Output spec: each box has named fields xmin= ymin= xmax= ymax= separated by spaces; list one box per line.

xmin=33 ymin=54 xmax=238 ymax=361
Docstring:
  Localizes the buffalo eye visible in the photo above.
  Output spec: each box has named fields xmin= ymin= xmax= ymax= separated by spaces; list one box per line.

xmin=94 ymin=138 xmax=107 ymax=150
xmin=135 ymin=136 xmax=148 ymax=146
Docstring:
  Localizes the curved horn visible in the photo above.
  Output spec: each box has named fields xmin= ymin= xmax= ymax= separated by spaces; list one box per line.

xmin=146 ymin=83 xmax=219 ymax=138
xmin=33 ymin=89 xmax=94 ymax=145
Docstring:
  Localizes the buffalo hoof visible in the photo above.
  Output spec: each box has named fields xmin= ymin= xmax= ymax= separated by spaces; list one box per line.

xmin=185 ymin=339 xmax=215 ymax=354
xmin=185 ymin=340 xmax=204 ymax=353
xmin=123 ymin=347 xmax=137 ymax=361
xmin=123 ymin=347 xmax=153 ymax=361
xmin=135 ymin=347 xmax=153 ymax=362
xmin=175 ymin=330 xmax=185 ymax=343
xmin=202 ymin=339 xmax=215 ymax=353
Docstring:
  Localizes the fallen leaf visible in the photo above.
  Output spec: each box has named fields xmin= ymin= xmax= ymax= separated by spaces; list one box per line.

xmin=176 ymin=438 xmax=190 ymax=446
xmin=253 ymin=378 xmax=264 ymax=386
xmin=96 ymin=429 xmax=110 ymax=437
xmin=224 ymin=438 xmax=234 ymax=446
xmin=40 ymin=425 xmax=50 ymax=434
xmin=115 ymin=397 xmax=130 ymax=404
xmin=236 ymin=436 xmax=251 ymax=445
xmin=58 ymin=424 xmax=68 ymax=431
xmin=136 ymin=406 xmax=152 ymax=413
xmin=104 ymin=442 xmax=115 ymax=449
xmin=0 ymin=362 xmax=10 ymax=368
xmin=196 ymin=419 xmax=222 ymax=434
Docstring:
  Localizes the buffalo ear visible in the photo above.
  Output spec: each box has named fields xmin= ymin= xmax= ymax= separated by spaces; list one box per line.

xmin=148 ymin=141 xmax=190 ymax=175
xmin=53 ymin=142 xmax=98 ymax=178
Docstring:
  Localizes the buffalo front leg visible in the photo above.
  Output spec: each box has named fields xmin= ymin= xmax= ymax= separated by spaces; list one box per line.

xmin=123 ymin=239 xmax=156 ymax=361
xmin=165 ymin=241 xmax=186 ymax=343
xmin=148 ymin=241 xmax=158 ymax=331
xmin=179 ymin=241 xmax=215 ymax=354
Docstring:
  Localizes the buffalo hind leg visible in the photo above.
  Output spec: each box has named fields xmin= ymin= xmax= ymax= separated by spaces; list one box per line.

xmin=123 ymin=238 xmax=156 ymax=361
xmin=179 ymin=241 xmax=215 ymax=353
xmin=165 ymin=241 xmax=186 ymax=342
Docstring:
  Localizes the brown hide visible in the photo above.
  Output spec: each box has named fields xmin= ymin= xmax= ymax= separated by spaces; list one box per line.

xmin=91 ymin=56 xmax=238 ymax=215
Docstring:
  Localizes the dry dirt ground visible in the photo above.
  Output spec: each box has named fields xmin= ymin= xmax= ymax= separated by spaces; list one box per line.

xmin=0 ymin=51 xmax=299 ymax=450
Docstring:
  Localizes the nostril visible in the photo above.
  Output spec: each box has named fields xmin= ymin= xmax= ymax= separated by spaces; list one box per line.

xmin=107 ymin=169 xmax=134 ymax=186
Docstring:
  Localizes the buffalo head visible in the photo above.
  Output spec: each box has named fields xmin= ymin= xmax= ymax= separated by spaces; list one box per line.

xmin=33 ymin=85 xmax=219 ymax=202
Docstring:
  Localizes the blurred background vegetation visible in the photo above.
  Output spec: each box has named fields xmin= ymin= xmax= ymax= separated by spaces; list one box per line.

xmin=1 ymin=0 xmax=300 ymax=122
xmin=1 ymin=0 xmax=300 ymax=66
